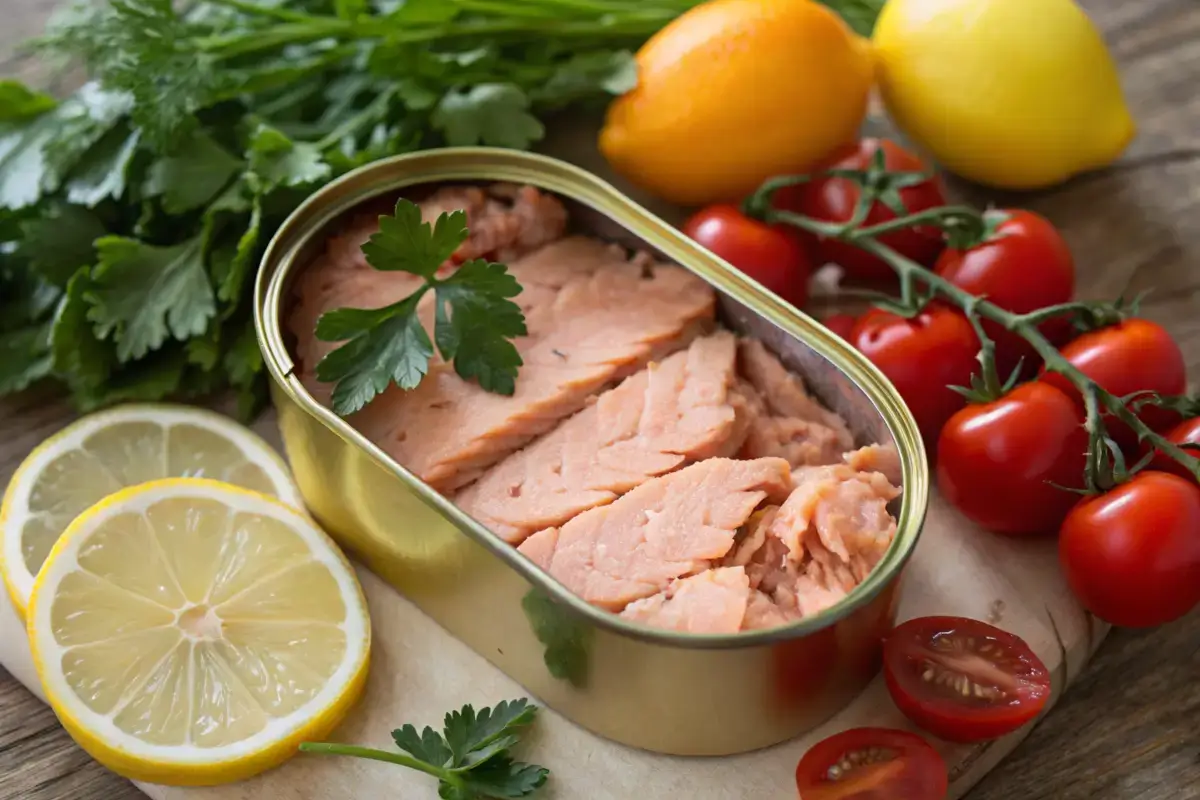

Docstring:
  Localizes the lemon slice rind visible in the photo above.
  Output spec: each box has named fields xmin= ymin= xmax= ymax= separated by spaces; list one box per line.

xmin=1 ymin=404 xmax=303 ymax=620
xmin=26 ymin=478 xmax=369 ymax=786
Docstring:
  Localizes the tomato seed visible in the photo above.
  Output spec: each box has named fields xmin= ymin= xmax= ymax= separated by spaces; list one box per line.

xmin=825 ymin=746 xmax=896 ymax=781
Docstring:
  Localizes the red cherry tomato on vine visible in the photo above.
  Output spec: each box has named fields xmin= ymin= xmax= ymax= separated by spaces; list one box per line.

xmin=935 ymin=210 xmax=1076 ymax=376
xmin=682 ymin=204 xmax=812 ymax=308
xmin=821 ymin=313 xmax=857 ymax=341
xmin=883 ymin=616 xmax=1052 ymax=743
xmin=1059 ymin=471 xmax=1200 ymax=628
xmin=1040 ymin=319 xmax=1187 ymax=450
xmin=850 ymin=305 xmax=979 ymax=445
xmin=937 ymin=381 xmax=1088 ymax=536
xmin=1148 ymin=417 xmax=1200 ymax=481
xmin=774 ymin=138 xmax=947 ymax=283
xmin=794 ymin=727 xmax=948 ymax=800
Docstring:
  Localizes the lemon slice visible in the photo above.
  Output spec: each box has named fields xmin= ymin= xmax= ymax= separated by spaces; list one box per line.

xmin=2 ymin=404 xmax=303 ymax=619
xmin=27 ymin=478 xmax=370 ymax=786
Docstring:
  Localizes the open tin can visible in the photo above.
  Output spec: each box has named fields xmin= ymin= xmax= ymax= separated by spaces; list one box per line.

xmin=254 ymin=148 xmax=929 ymax=756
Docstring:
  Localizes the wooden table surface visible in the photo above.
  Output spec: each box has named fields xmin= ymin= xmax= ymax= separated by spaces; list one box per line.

xmin=3 ymin=0 xmax=1200 ymax=798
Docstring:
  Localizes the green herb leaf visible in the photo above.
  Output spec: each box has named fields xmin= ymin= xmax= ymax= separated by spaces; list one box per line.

xmin=51 ymin=269 xmax=113 ymax=389
xmin=87 ymin=235 xmax=216 ymax=361
xmin=19 ymin=204 xmax=108 ymax=287
xmin=144 ymin=130 xmax=242 ymax=214
xmin=443 ymin=699 xmax=536 ymax=769
xmin=361 ymin=198 xmax=466 ymax=278
xmin=41 ymin=83 xmax=133 ymax=185
xmin=534 ymin=51 xmax=639 ymax=108
xmin=315 ymin=200 xmax=527 ymax=413
xmin=72 ymin=347 xmax=188 ymax=411
xmin=456 ymin=756 xmax=549 ymax=799
xmin=248 ymin=124 xmax=331 ymax=191
xmin=303 ymin=698 xmax=548 ymax=800
xmin=0 ymin=81 xmax=57 ymax=122
xmin=315 ymin=295 xmax=434 ymax=414
xmin=432 ymin=84 xmax=545 ymax=149
xmin=392 ymin=724 xmax=453 ymax=767
xmin=433 ymin=259 xmax=525 ymax=395
xmin=65 ymin=126 xmax=141 ymax=207
xmin=381 ymin=0 xmax=459 ymax=23
xmin=0 ymin=112 xmax=60 ymax=210
xmin=0 ymin=324 xmax=53 ymax=394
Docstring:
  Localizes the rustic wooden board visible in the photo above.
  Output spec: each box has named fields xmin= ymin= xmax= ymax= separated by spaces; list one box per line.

xmin=3 ymin=0 xmax=1200 ymax=798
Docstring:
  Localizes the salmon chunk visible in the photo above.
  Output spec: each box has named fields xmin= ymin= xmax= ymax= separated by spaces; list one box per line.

xmin=342 ymin=238 xmax=716 ymax=491
xmin=454 ymin=332 xmax=745 ymax=544
xmin=294 ymin=233 xmax=716 ymax=491
xmin=842 ymin=443 xmax=903 ymax=486
xmin=737 ymin=340 xmax=856 ymax=468
xmin=517 ymin=458 xmax=792 ymax=611
xmin=719 ymin=461 xmax=901 ymax=628
xmin=619 ymin=567 xmax=752 ymax=634
xmin=289 ymin=184 xmax=568 ymax=373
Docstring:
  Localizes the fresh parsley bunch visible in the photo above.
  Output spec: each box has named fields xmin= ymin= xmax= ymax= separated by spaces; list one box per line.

xmin=0 ymin=0 xmax=883 ymax=418
xmin=300 ymin=698 xmax=549 ymax=799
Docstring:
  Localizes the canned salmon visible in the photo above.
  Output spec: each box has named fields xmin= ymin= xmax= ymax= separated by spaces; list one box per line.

xmin=253 ymin=148 xmax=929 ymax=756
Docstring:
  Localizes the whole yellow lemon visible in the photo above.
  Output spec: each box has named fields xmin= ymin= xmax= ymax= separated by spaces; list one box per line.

xmin=599 ymin=0 xmax=874 ymax=206
xmin=872 ymin=0 xmax=1136 ymax=190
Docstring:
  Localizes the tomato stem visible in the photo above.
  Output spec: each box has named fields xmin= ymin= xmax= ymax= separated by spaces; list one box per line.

xmin=765 ymin=208 xmax=1200 ymax=486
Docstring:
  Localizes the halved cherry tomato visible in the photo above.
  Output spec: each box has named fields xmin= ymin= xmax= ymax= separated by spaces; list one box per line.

xmin=937 ymin=381 xmax=1088 ymax=536
xmin=682 ymin=204 xmax=812 ymax=307
xmin=1040 ymin=319 xmax=1187 ymax=451
xmin=822 ymin=313 xmax=858 ymax=341
xmin=883 ymin=616 xmax=1052 ymax=744
xmin=850 ymin=305 xmax=979 ymax=445
xmin=935 ymin=210 xmax=1075 ymax=376
xmin=795 ymin=727 xmax=948 ymax=800
xmin=1059 ymin=471 xmax=1200 ymax=628
xmin=1148 ymin=417 xmax=1200 ymax=482
xmin=774 ymin=138 xmax=946 ymax=283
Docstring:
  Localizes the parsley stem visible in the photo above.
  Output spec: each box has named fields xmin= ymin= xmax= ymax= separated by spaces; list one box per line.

xmin=298 ymin=743 xmax=456 ymax=784
xmin=203 ymin=0 xmax=330 ymax=24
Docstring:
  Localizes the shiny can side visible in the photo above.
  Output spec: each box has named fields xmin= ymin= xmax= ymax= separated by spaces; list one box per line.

xmin=253 ymin=147 xmax=929 ymax=756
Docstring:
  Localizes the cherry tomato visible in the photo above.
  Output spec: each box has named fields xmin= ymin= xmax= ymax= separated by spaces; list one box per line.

xmin=682 ymin=204 xmax=812 ymax=308
xmin=937 ymin=381 xmax=1088 ymax=536
xmin=1060 ymin=471 xmax=1200 ymax=627
xmin=883 ymin=616 xmax=1052 ymax=743
xmin=775 ymin=138 xmax=947 ymax=283
xmin=850 ymin=305 xmax=979 ymax=445
xmin=1149 ymin=418 xmax=1200 ymax=481
xmin=1040 ymin=319 xmax=1187 ymax=451
xmin=822 ymin=313 xmax=858 ymax=341
xmin=794 ymin=727 xmax=948 ymax=800
xmin=935 ymin=210 xmax=1075 ymax=376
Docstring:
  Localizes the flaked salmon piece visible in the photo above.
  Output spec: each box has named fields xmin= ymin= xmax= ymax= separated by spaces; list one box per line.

xmin=737 ymin=340 xmax=855 ymax=468
xmin=453 ymin=332 xmax=743 ymax=544
xmin=336 ymin=237 xmax=716 ymax=492
xmin=842 ymin=443 xmax=903 ymax=486
xmin=742 ymin=589 xmax=802 ymax=631
xmin=288 ymin=185 xmax=567 ymax=371
xmin=771 ymin=465 xmax=900 ymax=573
xmin=619 ymin=567 xmax=752 ymax=634
xmin=517 ymin=457 xmax=792 ymax=611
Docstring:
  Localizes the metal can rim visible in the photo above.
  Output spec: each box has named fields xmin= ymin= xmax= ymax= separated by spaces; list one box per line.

xmin=253 ymin=146 xmax=930 ymax=650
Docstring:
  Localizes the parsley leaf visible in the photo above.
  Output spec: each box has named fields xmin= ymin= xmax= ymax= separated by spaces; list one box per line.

xmin=432 ymin=84 xmax=545 ymax=149
xmin=0 ymin=110 xmax=60 ymax=210
xmin=144 ymin=130 xmax=241 ymax=214
xmin=0 ymin=81 xmax=57 ymax=122
xmin=87 ymin=235 xmax=216 ymax=361
xmin=314 ymin=199 xmax=526 ymax=415
xmin=19 ymin=204 xmax=107 ymax=287
xmin=247 ymin=124 xmax=331 ymax=191
xmin=51 ymin=269 xmax=114 ymax=390
xmin=65 ymin=125 xmax=141 ymax=207
xmin=301 ymin=698 xmax=548 ymax=800
xmin=0 ymin=324 xmax=53 ymax=394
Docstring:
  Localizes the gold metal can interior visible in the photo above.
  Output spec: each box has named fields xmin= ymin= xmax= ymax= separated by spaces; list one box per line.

xmin=254 ymin=147 xmax=929 ymax=754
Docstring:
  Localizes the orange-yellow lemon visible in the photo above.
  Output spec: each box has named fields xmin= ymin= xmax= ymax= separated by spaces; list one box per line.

xmin=599 ymin=0 xmax=875 ymax=206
